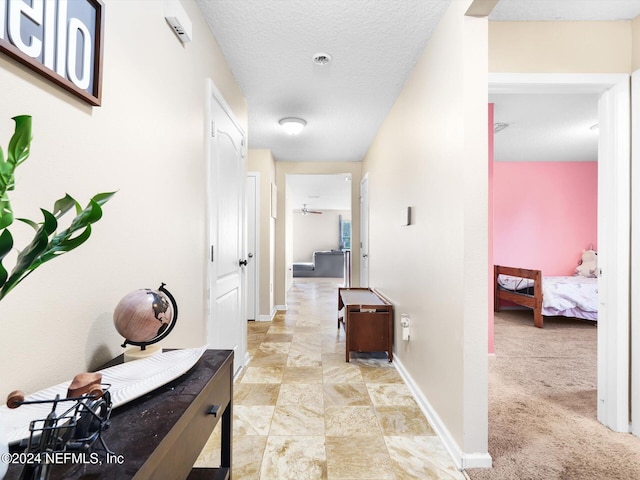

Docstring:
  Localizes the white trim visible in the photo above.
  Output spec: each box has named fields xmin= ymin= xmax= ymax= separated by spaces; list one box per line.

xmin=632 ymin=70 xmax=640 ymax=436
xmin=394 ymin=355 xmax=492 ymax=470
xmin=631 ymin=70 xmax=640 ymax=437
xmin=489 ymin=73 xmax=629 ymax=94
xmin=489 ymin=72 xmax=631 ymax=434
xmin=258 ymin=307 xmax=279 ymax=322
xmin=275 ymin=304 xmax=288 ymax=311
xmin=359 ymin=173 xmax=369 ymax=288
xmin=247 ymin=172 xmax=260 ymax=322
xmin=597 ymin=77 xmax=631 ymax=432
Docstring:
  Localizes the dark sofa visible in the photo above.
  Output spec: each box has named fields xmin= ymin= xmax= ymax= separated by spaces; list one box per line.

xmin=293 ymin=250 xmax=345 ymax=278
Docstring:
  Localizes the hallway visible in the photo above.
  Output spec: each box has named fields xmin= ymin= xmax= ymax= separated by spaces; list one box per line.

xmin=196 ymin=278 xmax=465 ymax=479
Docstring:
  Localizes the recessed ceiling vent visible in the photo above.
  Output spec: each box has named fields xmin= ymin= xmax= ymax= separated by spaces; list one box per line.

xmin=313 ymin=53 xmax=332 ymax=65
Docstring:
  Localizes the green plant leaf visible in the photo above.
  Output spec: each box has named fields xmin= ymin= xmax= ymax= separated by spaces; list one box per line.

xmin=0 ymin=115 xmax=32 ymax=231
xmin=16 ymin=217 xmax=39 ymax=230
xmin=1 ymin=209 xmax=57 ymax=300
xmin=0 ymin=115 xmax=115 ymax=302
xmin=53 ymin=194 xmax=80 ymax=219
xmin=0 ymin=198 xmax=13 ymax=230
xmin=0 ymin=229 xmax=13 ymax=288
xmin=7 ymin=115 xmax=32 ymax=167
xmin=91 ymin=191 xmax=116 ymax=206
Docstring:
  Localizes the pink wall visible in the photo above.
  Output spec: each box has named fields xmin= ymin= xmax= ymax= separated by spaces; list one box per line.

xmin=493 ymin=161 xmax=598 ymax=276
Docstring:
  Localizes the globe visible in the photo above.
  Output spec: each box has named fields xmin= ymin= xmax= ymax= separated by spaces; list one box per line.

xmin=113 ymin=283 xmax=178 ymax=348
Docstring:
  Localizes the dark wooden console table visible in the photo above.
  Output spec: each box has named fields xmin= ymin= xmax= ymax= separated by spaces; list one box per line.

xmin=338 ymin=287 xmax=393 ymax=362
xmin=5 ymin=349 xmax=233 ymax=480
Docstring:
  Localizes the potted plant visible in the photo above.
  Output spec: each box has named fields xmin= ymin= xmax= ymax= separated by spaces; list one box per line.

xmin=0 ymin=115 xmax=114 ymax=301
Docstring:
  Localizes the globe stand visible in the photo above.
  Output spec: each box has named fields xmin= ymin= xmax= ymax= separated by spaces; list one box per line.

xmin=124 ymin=344 xmax=162 ymax=362
xmin=117 ymin=283 xmax=179 ymax=362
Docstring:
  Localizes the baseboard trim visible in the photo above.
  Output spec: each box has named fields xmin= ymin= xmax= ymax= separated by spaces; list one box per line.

xmin=393 ymin=355 xmax=492 ymax=470
xmin=275 ymin=304 xmax=288 ymax=311
xmin=258 ymin=307 xmax=278 ymax=322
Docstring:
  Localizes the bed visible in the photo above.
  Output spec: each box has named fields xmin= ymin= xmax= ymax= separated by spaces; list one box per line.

xmin=494 ymin=265 xmax=598 ymax=328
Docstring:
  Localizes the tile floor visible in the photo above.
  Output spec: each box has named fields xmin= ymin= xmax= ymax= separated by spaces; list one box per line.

xmin=195 ymin=278 xmax=466 ymax=480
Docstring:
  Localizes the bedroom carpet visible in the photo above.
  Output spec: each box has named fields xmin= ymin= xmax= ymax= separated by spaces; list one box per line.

xmin=465 ymin=310 xmax=640 ymax=480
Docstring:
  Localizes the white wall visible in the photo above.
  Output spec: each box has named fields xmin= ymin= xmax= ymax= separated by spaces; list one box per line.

xmin=361 ymin=0 xmax=488 ymax=465
xmin=292 ymin=210 xmax=350 ymax=262
xmin=0 ymin=0 xmax=246 ymax=401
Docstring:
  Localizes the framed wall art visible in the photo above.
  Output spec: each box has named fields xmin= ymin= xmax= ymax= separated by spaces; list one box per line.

xmin=0 ymin=0 xmax=105 ymax=106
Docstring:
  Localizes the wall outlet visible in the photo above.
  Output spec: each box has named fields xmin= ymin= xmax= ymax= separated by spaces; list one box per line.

xmin=400 ymin=314 xmax=411 ymax=340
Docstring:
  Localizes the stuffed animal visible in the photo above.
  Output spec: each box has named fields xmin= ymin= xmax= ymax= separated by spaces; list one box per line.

xmin=575 ymin=249 xmax=598 ymax=278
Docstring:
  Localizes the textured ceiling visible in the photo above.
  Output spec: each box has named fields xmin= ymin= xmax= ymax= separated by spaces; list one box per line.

xmin=287 ymin=174 xmax=352 ymax=211
xmin=490 ymin=93 xmax=599 ymax=162
xmin=195 ymin=0 xmax=640 ymax=205
xmin=489 ymin=0 xmax=640 ymax=21
xmin=195 ymin=0 xmax=451 ymax=162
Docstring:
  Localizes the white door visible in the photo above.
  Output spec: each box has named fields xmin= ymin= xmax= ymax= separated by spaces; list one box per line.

xmin=246 ymin=173 xmax=259 ymax=321
xmin=207 ymin=80 xmax=247 ymax=373
xmin=360 ymin=175 xmax=369 ymax=287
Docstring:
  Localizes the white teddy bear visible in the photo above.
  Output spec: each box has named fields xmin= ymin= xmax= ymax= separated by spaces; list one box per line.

xmin=575 ymin=249 xmax=598 ymax=278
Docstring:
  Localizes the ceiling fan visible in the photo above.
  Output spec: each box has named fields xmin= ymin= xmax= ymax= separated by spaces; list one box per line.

xmin=301 ymin=204 xmax=322 ymax=215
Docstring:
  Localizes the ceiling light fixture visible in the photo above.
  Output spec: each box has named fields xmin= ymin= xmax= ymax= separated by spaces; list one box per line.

xmin=279 ymin=117 xmax=306 ymax=135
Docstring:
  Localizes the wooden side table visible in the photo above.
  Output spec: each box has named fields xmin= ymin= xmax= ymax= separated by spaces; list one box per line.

xmin=4 ymin=349 xmax=233 ymax=480
xmin=338 ymin=287 xmax=393 ymax=362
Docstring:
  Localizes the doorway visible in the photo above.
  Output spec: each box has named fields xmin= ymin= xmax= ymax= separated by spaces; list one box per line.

xmin=489 ymin=73 xmax=631 ymax=433
xmin=287 ymin=174 xmax=352 ymax=285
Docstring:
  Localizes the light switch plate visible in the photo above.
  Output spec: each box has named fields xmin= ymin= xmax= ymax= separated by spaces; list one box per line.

xmin=400 ymin=207 xmax=411 ymax=226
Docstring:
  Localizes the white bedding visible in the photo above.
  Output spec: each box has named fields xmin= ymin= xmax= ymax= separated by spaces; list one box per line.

xmin=497 ymin=274 xmax=534 ymax=291
xmin=497 ymin=274 xmax=598 ymax=321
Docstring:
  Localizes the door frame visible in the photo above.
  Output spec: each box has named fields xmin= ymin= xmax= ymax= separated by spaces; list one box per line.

xmin=631 ymin=70 xmax=640 ymax=436
xmin=360 ymin=173 xmax=369 ymax=287
xmin=205 ymin=78 xmax=248 ymax=372
xmin=246 ymin=172 xmax=260 ymax=321
xmin=489 ymin=72 xmax=631 ymax=433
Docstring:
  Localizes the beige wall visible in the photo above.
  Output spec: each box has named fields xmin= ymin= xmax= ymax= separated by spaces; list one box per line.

xmin=361 ymin=0 xmax=488 ymax=456
xmin=633 ymin=17 xmax=640 ymax=71
xmin=490 ymin=21 xmax=632 ymax=73
xmin=0 ymin=0 xmax=246 ymax=401
xmin=293 ymin=210 xmax=350 ymax=262
xmin=274 ymin=162 xmax=362 ymax=307
xmin=247 ymin=149 xmax=277 ymax=319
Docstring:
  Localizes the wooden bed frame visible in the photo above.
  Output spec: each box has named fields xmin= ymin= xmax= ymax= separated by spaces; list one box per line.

xmin=494 ymin=265 xmax=544 ymax=328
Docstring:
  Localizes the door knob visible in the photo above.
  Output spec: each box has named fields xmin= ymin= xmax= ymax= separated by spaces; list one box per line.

xmin=362 ymin=254 xmax=368 ymax=258
xmin=239 ymin=259 xmax=248 ymax=267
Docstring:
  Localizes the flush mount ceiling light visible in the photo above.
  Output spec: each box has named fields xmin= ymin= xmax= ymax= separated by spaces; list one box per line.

xmin=279 ymin=117 xmax=306 ymax=135
xmin=312 ymin=53 xmax=332 ymax=65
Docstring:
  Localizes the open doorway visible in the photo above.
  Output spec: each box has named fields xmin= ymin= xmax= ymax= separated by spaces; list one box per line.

xmin=488 ymin=73 xmax=631 ymax=433
xmin=287 ymin=174 xmax=352 ymax=284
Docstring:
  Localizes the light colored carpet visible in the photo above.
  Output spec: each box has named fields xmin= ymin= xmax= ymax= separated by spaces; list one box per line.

xmin=466 ymin=310 xmax=640 ymax=480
